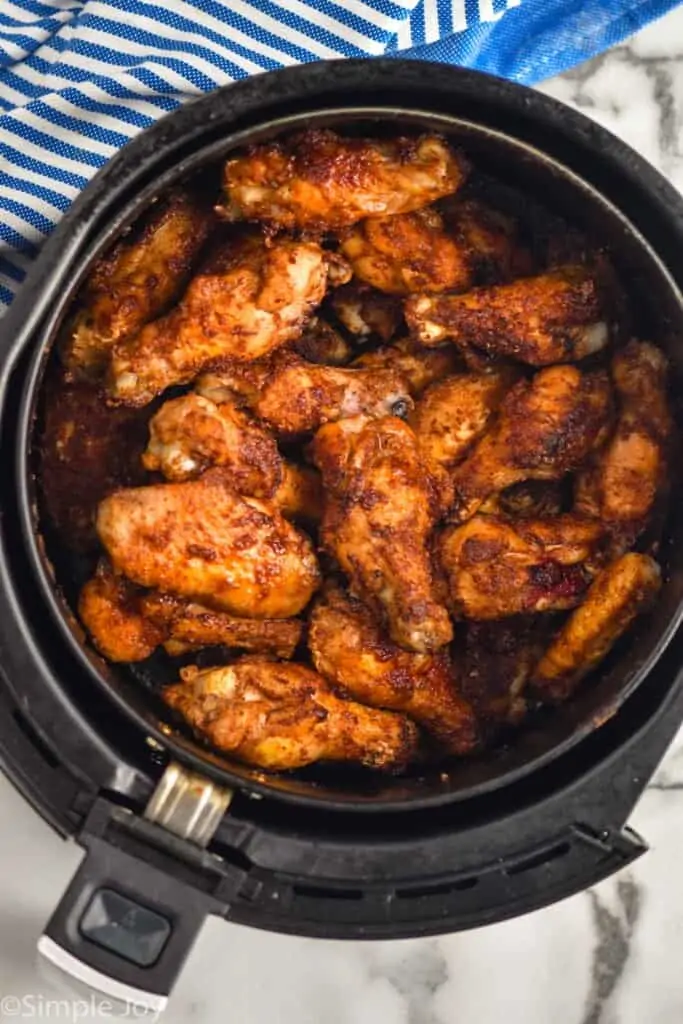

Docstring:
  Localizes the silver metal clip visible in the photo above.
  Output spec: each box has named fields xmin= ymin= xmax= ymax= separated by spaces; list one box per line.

xmin=144 ymin=761 xmax=233 ymax=847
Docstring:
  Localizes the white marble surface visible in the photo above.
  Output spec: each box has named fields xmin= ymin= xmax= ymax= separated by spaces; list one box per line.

xmin=3 ymin=8 xmax=683 ymax=1023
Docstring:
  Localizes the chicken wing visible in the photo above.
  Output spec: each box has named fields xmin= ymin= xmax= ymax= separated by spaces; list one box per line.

xmin=531 ymin=553 xmax=661 ymax=702
xmin=163 ymin=658 xmax=420 ymax=772
xmin=195 ymin=357 xmax=278 ymax=408
xmin=309 ymin=584 xmax=478 ymax=753
xmin=340 ymin=207 xmax=471 ymax=295
xmin=439 ymin=514 xmax=606 ymax=619
xmin=96 ymin=471 xmax=320 ymax=618
xmin=78 ymin=561 xmax=164 ymax=662
xmin=450 ymin=366 xmax=612 ymax=522
xmin=221 ymin=129 xmax=467 ymax=230
xmin=405 ymin=266 xmax=609 ymax=365
xmin=61 ymin=188 xmax=214 ymax=377
xmin=294 ymin=317 xmax=354 ymax=366
xmin=440 ymin=197 xmax=534 ymax=285
xmin=142 ymin=392 xmax=282 ymax=495
xmin=311 ymin=416 xmax=452 ymax=653
xmin=108 ymin=234 xmax=331 ymax=406
xmin=40 ymin=376 xmax=148 ymax=551
xmin=575 ymin=340 xmax=672 ymax=550
xmin=331 ymin=282 xmax=403 ymax=343
xmin=255 ymin=356 xmax=412 ymax=436
xmin=352 ymin=337 xmax=461 ymax=396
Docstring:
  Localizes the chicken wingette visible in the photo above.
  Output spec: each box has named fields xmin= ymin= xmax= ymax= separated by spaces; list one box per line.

xmin=405 ymin=265 xmax=609 ymax=365
xmin=163 ymin=658 xmax=420 ymax=771
xmin=221 ymin=129 xmax=468 ymax=230
xmin=309 ymin=584 xmax=478 ymax=753
xmin=531 ymin=553 xmax=661 ymax=702
xmin=108 ymin=234 xmax=334 ymax=406
xmin=312 ymin=416 xmax=452 ymax=653
xmin=96 ymin=471 xmax=320 ymax=618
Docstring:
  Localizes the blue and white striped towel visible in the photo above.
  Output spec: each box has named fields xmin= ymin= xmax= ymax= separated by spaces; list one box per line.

xmin=0 ymin=0 xmax=680 ymax=311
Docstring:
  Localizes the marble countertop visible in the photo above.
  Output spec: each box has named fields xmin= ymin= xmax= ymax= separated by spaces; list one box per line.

xmin=3 ymin=8 xmax=683 ymax=1023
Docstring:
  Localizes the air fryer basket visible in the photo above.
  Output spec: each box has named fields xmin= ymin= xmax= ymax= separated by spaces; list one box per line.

xmin=8 ymin=72 xmax=683 ymax=812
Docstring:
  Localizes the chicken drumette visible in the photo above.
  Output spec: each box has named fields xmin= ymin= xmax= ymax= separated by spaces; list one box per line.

xmin=108 ymin=233 xmax=334 ymax=406
xmin=531 ymin=553 xmax=661 ymax=702
xmin=221 ymin=130 xmax=467 ymax=230
xmin=309 ymin=584 xmax=478 ymax=753
xmin=163 ymin=658 xmax=420 ymax=772
xmin=96 ymin=471 xmax=320 ymax=618
xmin=575 ymin=340 xmax=672 ymax=551
xmin=439 ymin=514 xmax=606 ymax=619
xmin=450 ymin=365 xmax=612 ymax=522
xmin=312 ymin=416 xmax=452 ymax=653
xmin=405 ymin=265 xmax=609 ymax=366
xmin=61 ymin=188 xmax=214 ymax=377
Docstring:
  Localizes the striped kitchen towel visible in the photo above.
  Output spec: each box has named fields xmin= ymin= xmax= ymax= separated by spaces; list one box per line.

xmin=0 ymin=0 xmax=680 ymax=310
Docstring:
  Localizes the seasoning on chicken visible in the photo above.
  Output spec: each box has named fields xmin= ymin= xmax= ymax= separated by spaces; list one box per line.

xmin=312 ymin=416 xmax=452 ymax=653
xmin=108 ymin=234 xmax=331 ymax=406
xmin=450 ymin=366 xmax=612 ymax=522
xmin=440 ymin=197 xmax=534 ymax=285
xmin=78 ymin=561 xmax=165 ymax=662
xmin=531 ymin=553 xmax=661 ymax=702
xmin=221 ymin=129 xmax=468 ymax=230
xmin=96 ymin=471 xmax=320 ymax=618
xmin=40 ymin=376 xmax=148 ymax=551
xmin=459 ymin=619 xmax=542 ymax=732
xmin=271 ymin=464 xmax=324 ymax=524
xmin=575 ymin=340 xmax=672 ymax=551
xmin=139 ymin=592 xmax=302 ymax=659
xmin=294 ymin=317 xmax=354 ymax=366
xmin=439 ymin=514 xmax=606 ymax=620
xmin=142 ymin=392 xmax=282 ymax=494
xmin=309 ymin=584 xmax=478 ymax=753
xmin=61 ymin=188 xmax=214 ymax=377
xmin=405 ymin=265 xmax=609 ymax=366
xmin=331 ymin=282 xmax=403 ymax=342
xmin=352 ymin=337 xmax=462 ymax=396
xmin=340 ymin=207 xmax=471 ymax=295
xmin=255 ymin=356 xmax=413 ymax=436
xmin=163 ymin=658 xmax=420 ymax=772
xmin=195 ymin=357 xmax=279 ymax=408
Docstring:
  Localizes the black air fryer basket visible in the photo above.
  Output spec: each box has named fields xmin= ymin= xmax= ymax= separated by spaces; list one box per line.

xmin=1 ymin=60 xmax=683 ymax=1012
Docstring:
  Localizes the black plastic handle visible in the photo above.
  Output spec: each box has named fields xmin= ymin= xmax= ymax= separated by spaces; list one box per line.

xmin=39 ymin=800 xmax=235 ymax=1011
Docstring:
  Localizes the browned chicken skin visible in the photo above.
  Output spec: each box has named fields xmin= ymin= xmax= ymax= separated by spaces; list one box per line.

xmin=575 ymin=340 xmax=672 ymax=550
xmin=450 ymin=366 xmax=612 ymax=522
xmin=309 ymin=584 xmax=478 ymax=753
xmin=255 ymin=356 xmax=413 ymax=436
xmin=352 ymin=337 xmax=461 ymax=396
xmin=221 ymin=130 xmax=467 ymax=230
xmin=406 ymin=266 xmax=609 ymax=366
xmin=108 ymin=234 xmax=331 ymax=406
xmin=340 ymin=207 xmax=471 ymax=295
xmin=195 ymin=358 xmax=278 ymax=408
xmin=78 ymin=562 xmax=165 ymax=662
xmin=331 ymin=282 xmax=403 ymax=342
xmin=163 ymin=658 xmax=420 ymax=771
xmin=439 ymin=514 xmax=606 ymax=619
xmin=532 ymin=553 xmax=661 ymax=702
xmin=312 ymin=416 xmax=452 ymax=653
xmin=440 ymin=197 xmax=534 ymax=284
xmin=61 ymin=188 xmax=214 ymax=377
xmin=294 ymin=317 xmax=354 ymax=366
xmin=96 ymin=471 xmax=320 ymax=618
xmin=143 ymin=392 xmax=282 ymax=493
xmin=272 ymin=464 xmax=324 ymax=523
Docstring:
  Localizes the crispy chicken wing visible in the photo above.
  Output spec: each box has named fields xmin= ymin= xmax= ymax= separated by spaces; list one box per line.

xmin=439 ymin=514 xmax=606 ymax=619
xmin=255 ymin=356 xmax=412 ymax=436
xmin=440 ymin=197 xmax=534 ymax=285
xmin=405 ymin=266 xmax=609 ymax=365
xmin=108 ymin=234 xmax=331 ymax=406
xmin=450 ymin=366 xmax=612 ymax=522
xmin=96 ymin=471 xmax=320 ymax=618
xmin=294 ymin=317 xmax=354 ymax=366
xmin=221 ymin=130 xmax=467 ymax=230
xmin=142 ymin=392 xmax=282 ymax=494
xmin=312 ymin=416 xmax=452 ymax=653
xmin=163 ymin=658 xmax=420 ymax=771
xmin=309 ymin=584 xmax=478 ymax=752
xmin=78 ymin=562 xmax=165 ymax=662
xmin=575 ymin=340 xmax=672 ymax=549
xmin=195 ymin=358 xmax=278 ymax=408
xmin=331 ymin=282 xmax=403 ymax=342
xmin=531 ymin=553 xmax=661 ymax=702
xmin=61 ymin=188 xmax=214 ymax=377
xmin=40 ymin=376 xmax=148 ymax=551
xmin=352 ymin=337 xmax=461 ymax=396
xmin=340 ymin=207 xmax=471 ymax=295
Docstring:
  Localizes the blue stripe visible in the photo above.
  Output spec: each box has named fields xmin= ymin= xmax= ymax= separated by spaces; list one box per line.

xmin=0 ymin=283 xmax=16 ymax=306
xmin=0 ymin=255 xmax=25 ymax=283
xmin=0 ymin=138 xmax=89 ymax=188
xmin=0 ymin=169 xmax=72 ymax=211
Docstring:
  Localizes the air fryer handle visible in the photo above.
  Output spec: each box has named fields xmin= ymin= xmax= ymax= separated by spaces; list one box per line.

xmin=39 ymin=808 xmax=233 ymax=1013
